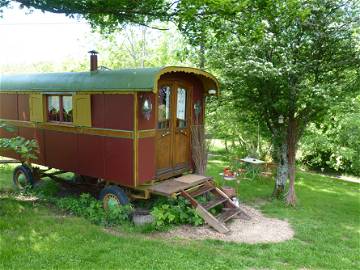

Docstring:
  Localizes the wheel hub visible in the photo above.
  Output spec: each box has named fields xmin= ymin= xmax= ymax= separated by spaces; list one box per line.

xmin=103 ymin=194 xmax=120 ymax=210
xmin=15 ymin=171 xmax=28 ymax=189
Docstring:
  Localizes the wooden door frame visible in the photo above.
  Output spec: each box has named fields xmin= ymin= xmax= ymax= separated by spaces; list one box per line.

xmin=155 ymin=80 xmax=174 ymax=177
xmin=172 ymin=80 xmax=193 ymax=172
xmin=155 ymin=78 xmax=193 ymax=179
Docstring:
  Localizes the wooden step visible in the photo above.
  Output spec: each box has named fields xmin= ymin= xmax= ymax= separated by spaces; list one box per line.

xmin=179 ymin=180 xmax=250 ymax=234
xmin=188 ymin=184 xmax=214 ymax=197
xmin=217 ymin=208 xmax=241 ymax=223
xmin=195 ymin=204 xmax=230 ymax=234
xmin=202 ymin=196 xmax=227 ymax=210
xmin=149 ymin=174 xmax=211 ymax=196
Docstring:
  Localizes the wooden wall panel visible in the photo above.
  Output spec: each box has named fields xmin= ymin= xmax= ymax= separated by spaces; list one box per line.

xmin=104 ymin=94 xmax=134 ymax=130
xmin=73 ymin=94 xmax=92 ymax=127
xmin=77 ymin=134 xmax=104 ymax=178
xmin=91 ymin=94 xmax=134 ymax=131
xmin=91 ymin=94 xmax=105 ymax=128
xmin=138 ymin=137 xmax=156 ymax=184
xmin=0 ymin=93 xmax=18 ymax=120
xmin=104 ymin=138 xmax=133 ymax=186
xmin=18 ymin=127 xmax=46 ymax=165
xmin=0 ymin=125 xmax=18 ymax=138
xmin=44 ymin=130 xmax=77 ymax=172
xmin=17 ymin=94 xmax=30 ymax=121
xmin=138 ymin=92 xmax=156 ymax=130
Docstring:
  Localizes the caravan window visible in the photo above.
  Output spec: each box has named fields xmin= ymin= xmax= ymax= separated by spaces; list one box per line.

xmin=47 ymin=95 xmax=73 ymax=123
xmin=158 ymin=86 xmax=171 ymax=129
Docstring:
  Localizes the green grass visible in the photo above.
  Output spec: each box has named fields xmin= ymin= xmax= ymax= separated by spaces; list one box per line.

xmin=1 ymin=161 xmax=359 ymax=270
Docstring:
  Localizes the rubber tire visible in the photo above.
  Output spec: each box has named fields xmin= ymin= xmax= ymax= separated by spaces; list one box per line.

xmin=99 ymin=186 xmax=129 ymax=209
xmin=13 ymin=164 xmax=34 ymax=190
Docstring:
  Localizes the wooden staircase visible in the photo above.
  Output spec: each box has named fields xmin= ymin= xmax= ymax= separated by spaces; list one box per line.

xmin=180 ymin=180 xmax=250 ymax=234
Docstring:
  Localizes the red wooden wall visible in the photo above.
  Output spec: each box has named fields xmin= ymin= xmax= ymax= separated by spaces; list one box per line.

xmin=0 ymin=93 xmax=134 ymax=187
xmin=91 ymin=94 xmax=134 ymax=130
xmin=137 ymin=92 xmax=156 ymax=184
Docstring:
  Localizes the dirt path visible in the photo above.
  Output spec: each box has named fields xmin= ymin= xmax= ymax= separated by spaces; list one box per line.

xmin=154 ymin=204 xmax=294 ymax=244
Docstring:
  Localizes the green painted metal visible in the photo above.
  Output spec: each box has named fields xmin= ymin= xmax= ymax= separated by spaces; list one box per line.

xmin=0 ymin=67 xmax=162 ymax=92
xmin=0 ymin=66 xmax=219 ymax=93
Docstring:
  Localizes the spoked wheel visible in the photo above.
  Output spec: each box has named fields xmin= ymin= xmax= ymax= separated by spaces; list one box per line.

xmin=99 ymin=186 xmax=129 ymax=210
xmin=13 ymin=164 xmax=34 ymax=190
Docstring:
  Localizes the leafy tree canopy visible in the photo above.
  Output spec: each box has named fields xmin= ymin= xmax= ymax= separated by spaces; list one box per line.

xmin=0 ymin=0 xmax=238 ymax=31
xmin=184 ymin=0 xmax=359 ymax=204
xmin=0 ymin=0 xmax=172 ymax=29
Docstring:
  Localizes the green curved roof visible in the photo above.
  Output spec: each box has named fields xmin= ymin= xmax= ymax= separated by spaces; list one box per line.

xmin=0 ymin=66 xmax=219 ymax=93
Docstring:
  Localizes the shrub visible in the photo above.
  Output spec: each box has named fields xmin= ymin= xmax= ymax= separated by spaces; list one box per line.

xmin=151 ymin=197 xmax=203 ymax=227
xmin=53 ymin=193 xmax=133 ymax=226
xmin=24 ymin=180 xmax=206 ymax=230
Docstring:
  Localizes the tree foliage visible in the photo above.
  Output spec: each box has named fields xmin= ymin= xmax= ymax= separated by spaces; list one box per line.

xmin=179 ymin=0 xmax=360 ymax=204
xmin=206 ymin=94 xmax=272 ymax=160
xmin=299 ymin=95 xmax=360 ymax=175
xmin=1 ymin=0 xmax=171 ymax=29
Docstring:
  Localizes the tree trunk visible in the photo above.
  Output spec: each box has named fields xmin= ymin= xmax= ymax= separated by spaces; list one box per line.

xmin=231 ymin=138 xmax=236 ymax=148
xmin=224 ymin=139 xmax=229 ymax=152
xmin=286 ymin=117 xmax=297 ymax=206
xmin=191 ymin=125 xmax=208 ymax=175
xmin=272 ymin=141 xmax=288 ymax=198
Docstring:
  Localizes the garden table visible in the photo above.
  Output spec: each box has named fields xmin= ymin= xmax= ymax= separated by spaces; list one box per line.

xmin=239 ymin=157 xmax=266 ymax=179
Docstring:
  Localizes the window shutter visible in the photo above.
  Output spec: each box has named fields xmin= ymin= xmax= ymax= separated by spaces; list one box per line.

xmin=29 ymin=94 xmax=45 ymax=122
xmin=73 ymin=94 xmax=92 ymax=127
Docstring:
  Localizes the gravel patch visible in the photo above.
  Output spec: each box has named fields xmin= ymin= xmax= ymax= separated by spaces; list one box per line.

xmin=155 ymin=204 xmax=294 ymax=244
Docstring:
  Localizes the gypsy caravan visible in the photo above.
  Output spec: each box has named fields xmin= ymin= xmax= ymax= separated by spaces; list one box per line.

xmin=0 ymin=56 xmax=245 ymax=233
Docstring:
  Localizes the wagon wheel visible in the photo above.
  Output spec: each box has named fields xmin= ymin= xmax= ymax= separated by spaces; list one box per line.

xmin=13 ymin=164 xmax=34 ymax=190
xmin=99 ymin=186 xmax=129 ymax=210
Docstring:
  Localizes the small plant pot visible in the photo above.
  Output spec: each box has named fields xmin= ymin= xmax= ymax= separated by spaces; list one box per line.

xmin=221 ymin=186 xmax=236 ymax=198
xmin=223 ymin=168 xmax=236 ymax=181
xmin=132 ymin=209 xmax=154 ymax=226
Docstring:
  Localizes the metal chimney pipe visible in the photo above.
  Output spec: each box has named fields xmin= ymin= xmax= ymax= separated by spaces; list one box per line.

xmin=88 ymin=50 xmax=98 ymax=71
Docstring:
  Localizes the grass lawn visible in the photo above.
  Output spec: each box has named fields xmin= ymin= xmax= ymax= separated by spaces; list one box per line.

xmin=0 ymin=161 xmax=359 ymax=270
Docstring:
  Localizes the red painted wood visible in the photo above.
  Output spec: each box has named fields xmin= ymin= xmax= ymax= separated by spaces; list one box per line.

xmin=44 ymin=130 xmax=77 ymax=172
xmin=0 ymin=125 xmax=17 ymax=138
xmin=17 ymin=94 xmax=30 ymax=121
xmin=138 ymin=92 xmax=156 ymax=130
xmin=4 ymin=125 xmax=134 ymax=187
xmin=18 ymin=127 xmax=46 ymax=165
xmin=104 ymin=137 xmax=134 ymax=186
xmin=138 ymin=137 xmax=156 ymax=184
xmin=0 ymin=93 xmax=18 ymax=120
xmin=104 ymin=94 xmax=134 ymax=130
xmin=91 ymin=94 xmax=105 ymax=128
xmin=77 ymin=134 xmax=105 ymax=177
xmin=91 ymin=94 xmax=134 ymax=130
